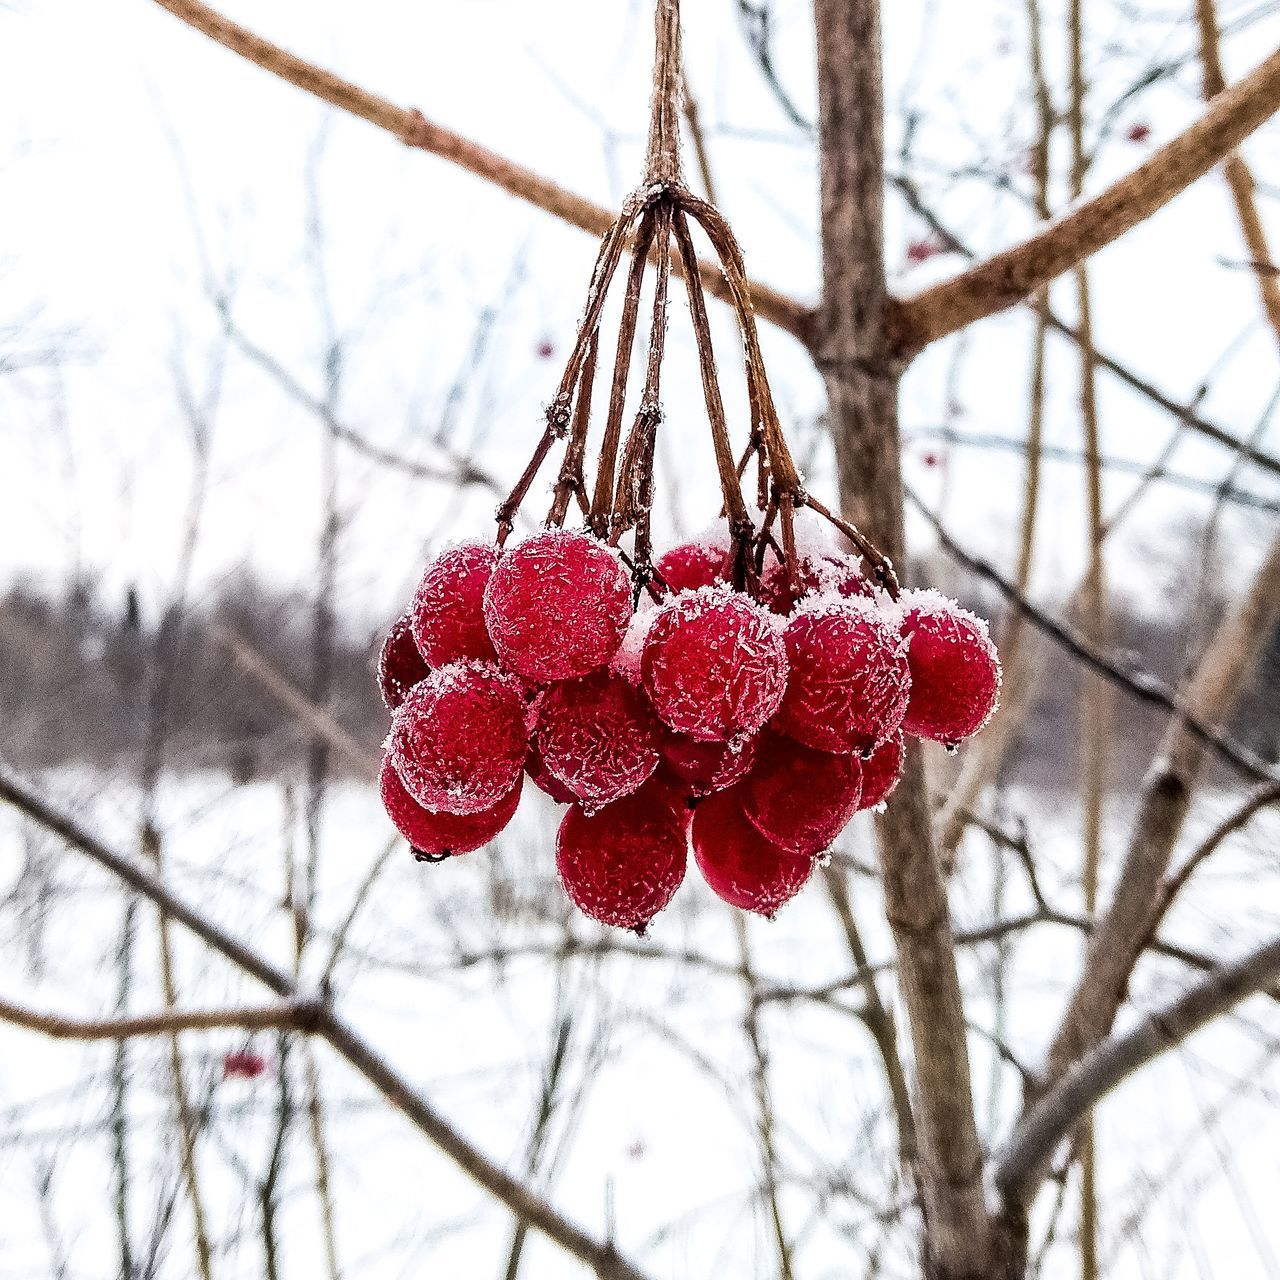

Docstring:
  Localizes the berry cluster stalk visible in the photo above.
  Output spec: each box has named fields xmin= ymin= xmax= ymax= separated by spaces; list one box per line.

xmin=493 ymin=0 xmax=900 ymax=604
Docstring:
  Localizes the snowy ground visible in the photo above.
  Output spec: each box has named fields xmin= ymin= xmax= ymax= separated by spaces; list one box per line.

xmin=1 ymin=765 xmax=1277 ymax=1280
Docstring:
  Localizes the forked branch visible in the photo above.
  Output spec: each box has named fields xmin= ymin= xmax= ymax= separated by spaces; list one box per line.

xmin=996 ymin=935 xmax=1280 ymax=1204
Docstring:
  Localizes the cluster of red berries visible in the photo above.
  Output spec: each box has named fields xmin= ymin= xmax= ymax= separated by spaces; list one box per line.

xmin=377 ymin=528 xmax=1000 ymax=932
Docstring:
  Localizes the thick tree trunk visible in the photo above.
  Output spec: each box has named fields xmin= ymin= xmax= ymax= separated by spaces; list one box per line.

xmin=811 ymin=2 xmax=1007 ymax=1275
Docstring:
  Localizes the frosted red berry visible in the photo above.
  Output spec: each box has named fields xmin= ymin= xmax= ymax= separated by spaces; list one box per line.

xmin=378 ymin=614 xmax=431 ymax=709
xmin=760 ymin=552 xmax=874 ymax=615
xmin=483 ymin=529 xmax=632 ymax=682
xmin=525 ymin=742 xmax=579 ymax=805
xmin=380 ymin=754 xmax=521 ymax=856
xmin=742 ymin=733 xmax=862 ymax=855
xmin=656 ymin=540 xmax=730 ymax=595
xmin=898 ymin=592 xmax=1001 ymax=745
xmin=692 ymin=788 xmax=814 ymax=918
xmin=776 ymin=600 xmax=910 ymax=753
xmin=410 ymin=540 xmax=500 ymax=667
xmin=555 ymin=785 xmax=688 ymax=930
xmin=641 ymin=588 xmax=788 ymax=743
xmin=857 ymin=732 xmax=905 ymax=811
xmin=389 ymin=662 xmax=528 ymax=815
xmin=660 ymin=729 xmax=758 ymax=797
xmin=532 ymin=670 xmax=660 ymax=809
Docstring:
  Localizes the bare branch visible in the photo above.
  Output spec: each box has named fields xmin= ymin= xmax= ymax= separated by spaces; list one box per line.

xmin=891 ymin=43 xmax=1280 ymax=353
xmin=0 ymin=996 xmax=320 ymax=1041
xmin=0 ymin=763 xmax=654 ymax=1280
xmin=996 ymin=936 xmax=1280 ymax=1205
xmin=147 ymin=0 xmax=812 ymax=342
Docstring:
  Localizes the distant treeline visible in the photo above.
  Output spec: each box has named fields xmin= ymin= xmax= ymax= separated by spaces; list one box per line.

xmin=1 ymin=567 xmax=1277 ymax=791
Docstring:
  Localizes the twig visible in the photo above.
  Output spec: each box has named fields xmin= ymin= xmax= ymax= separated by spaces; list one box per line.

xmin=147 ymin=0 xmax=811 ymax=341
xmin=0 ymin=995 xmax=321 ymax=1041
xmin=908 ymin=489 xmax=1280 ymax=786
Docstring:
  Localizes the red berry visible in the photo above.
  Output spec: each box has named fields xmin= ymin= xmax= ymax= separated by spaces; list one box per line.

xmin=759 ymin=552 xmax=874 ymax=615
xmin=555 ymin=785 xmax=688 ymax=930
xmin=380 ymin=754 xmax=521 ymax=855
xmin=742 ymin=733 xmax=862 ymax=855
xmin=655 ymin=539 xmax=731 ymax=594
xmin=660 ymin=729 xmax=758 ymax=797
xmin=378 ymin=614 xmax=431 ymax=710
xmin=389 ymin=662 xmax=528 ymax=814
xmin=537 ymin=339 xmax=556 ymax=359
xmin=776 ymin=600 xmax=911 ymax=753
xmin=484 ymin=529 xmax=632 ymax=682
xmin=691 ymin=788 xmax=813 ymax=917
xmin=906 ymin=238 xmax=942 ymax=265
xmin=410 ymin=540 xmax=499 ymax=667
xmin=856 ymin=732 xmax=905 ymax=811
xmin=533 ymin=671 xmax=660 ymax=809
xmin=222 ymin=1049 xmax=268 ymax=1081
xmin=1126 ymin=121 xmax=1151 ymax=143
xmin=525 ymin=741 xmax=579 ymax=805
xmin=899 ymin=592 xmax=1001 ymax=745
xmin=641 ymin=588 xmax=788 ymax=743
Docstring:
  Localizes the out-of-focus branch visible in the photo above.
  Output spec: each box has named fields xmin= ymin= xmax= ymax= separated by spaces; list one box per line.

xmin=1195 ymin=0 xmax=1280 ymax=346
xmin=213 ymin=626 xmax=375 ymax=778
xmin=148 ymin=0 xmax=812 ymax=342
xmin=0 ymin=763 xmax=655 ymax=1280
xmin=997 ymin=935 xmax=1280 ymax=1204
xmin=0 ymin=995 xmax=319 ymax=1041
xmin=891 ymin=43 xmax=1280 ymax=353
xmin=1044 ymin=532 xmax=1280 ymax=1086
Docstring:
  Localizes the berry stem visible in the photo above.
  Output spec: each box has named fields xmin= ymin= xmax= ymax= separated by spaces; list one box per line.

xmin=590 ymin=208 xmax=659 ymax=532
xmin=547 ymin=329 xmax=598 ymax=527
xmin=643 ymin=0 xmax=684 ymax=187
xmin=671 ymin=208 xmax=753 ymax=546
xmin=610 ymin=204 xmax=673 ymax=585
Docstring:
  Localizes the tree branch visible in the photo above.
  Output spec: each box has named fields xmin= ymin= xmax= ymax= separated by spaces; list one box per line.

xmin=147 ymin=0 xmax=812 ymax=342
xmin=0 ymin=996 xmax=320 ymax=1041
xmin=0 ymin=763 xmax=653 ymax=1280
xmin=891 ymin=43 xmax=1280 ymax=354
xmin=996 ymin=935 xmax=1280 ymax=1205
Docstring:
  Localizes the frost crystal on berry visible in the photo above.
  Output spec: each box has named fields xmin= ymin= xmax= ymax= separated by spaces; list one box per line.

xmin=378 ymin=614 xmax=432 ymax=710
xmin=380 ymin=754 xmax=521 ymax=856
xmin=656 ymin=539 xmax=731 ymax=595
xmin=742 ymin=733 xmax=862 ymax=855
xmin=555 ymin=785 xmax=688 ymax=930
xmin=660 ymin=728 xmax=758 ymax=797
xmin=898 ymin=591 xmax=1001 ymax=745
xmin=533 ymin=670 xmax=660 ymax=809
xmin=483 ymin=529 xmax=632 ymax=682
xmin=776 ymin=599 xmax=911 ymax=753
xmin=641 ymin=587 xmax=788 ymax=743
xmin=856 ymin=732 xmax=905 ymax=811
xmin=692 ymin=788 xmax=814 ymax=917
xmin=410 ymin=540 xmax=500 ymax=666
xmin=389 ymin=662 xmax=528 ymax=815
xmin=759 ymin=552 xmax=873 ymax=615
